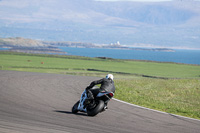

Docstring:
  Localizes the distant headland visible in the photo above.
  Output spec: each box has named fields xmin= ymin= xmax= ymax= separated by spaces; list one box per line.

xmin=0 ymin=37 xmax=175 ymax=54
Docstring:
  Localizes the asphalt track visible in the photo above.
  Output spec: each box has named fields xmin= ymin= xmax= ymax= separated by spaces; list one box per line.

xmin=0 ymin=70 xmax=199 ymax=133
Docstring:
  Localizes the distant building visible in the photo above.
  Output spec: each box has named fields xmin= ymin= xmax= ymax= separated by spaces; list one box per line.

xmin=110 ymin=41 xmax=120 ymax=46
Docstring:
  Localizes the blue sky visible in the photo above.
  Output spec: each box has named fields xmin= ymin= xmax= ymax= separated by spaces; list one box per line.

xmin=95 ymin=0 xmax=173 ymax=1
xmin=95 ymin=0 xmax=200 ymax=1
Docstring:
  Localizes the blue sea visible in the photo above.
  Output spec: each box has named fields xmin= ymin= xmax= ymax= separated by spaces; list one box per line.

xmin=1 ymin=47 xmax=200 ymax=65
xmin=59 ymin=47 xmax=200 ymax=65
xmin=0 ymin=48 xmax=9 ymax=50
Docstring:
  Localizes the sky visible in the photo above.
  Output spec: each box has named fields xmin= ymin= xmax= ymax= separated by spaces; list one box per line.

xmin=95 ymin=0 xmax=173 ymax=1
xmin=96 ymin=0 xmax=200 ymax=1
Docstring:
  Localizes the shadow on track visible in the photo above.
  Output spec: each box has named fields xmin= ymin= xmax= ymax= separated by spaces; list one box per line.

xmin=54 ymin=110 xmax=88 ymax=116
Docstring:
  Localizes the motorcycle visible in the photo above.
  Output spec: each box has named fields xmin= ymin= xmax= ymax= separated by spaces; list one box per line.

xmin=72 ymin=86 xmax=114 ymax=116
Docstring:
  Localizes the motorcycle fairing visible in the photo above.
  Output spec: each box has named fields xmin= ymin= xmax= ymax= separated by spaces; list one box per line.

xmin=77 ymin=90 xmax=87 ymax=112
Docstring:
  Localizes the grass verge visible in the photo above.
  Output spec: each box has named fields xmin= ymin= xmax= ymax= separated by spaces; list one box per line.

xmin=115 ymin=78 xmax=200 ymax=119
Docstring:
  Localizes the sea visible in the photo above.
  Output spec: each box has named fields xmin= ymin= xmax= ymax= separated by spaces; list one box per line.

xmin=1 ymin=47 xmax=200 ymax=65
xmin=59 ymin=47 xmax=200 ymax=65
xmin=0 ymin=48 xmax=9 ymax=50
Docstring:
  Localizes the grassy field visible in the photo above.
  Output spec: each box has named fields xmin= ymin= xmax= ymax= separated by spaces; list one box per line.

xmin=1 ymin=51 xmax=200 ymax=78
xmin=115 ymin=79 xmax=200 ymax=119
xmin=0 ymin=51 xmax=200 ymax=119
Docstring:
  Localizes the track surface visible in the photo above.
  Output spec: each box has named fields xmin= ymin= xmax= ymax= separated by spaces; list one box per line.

xmin=0 ymin=70 xmax=199 ymax=133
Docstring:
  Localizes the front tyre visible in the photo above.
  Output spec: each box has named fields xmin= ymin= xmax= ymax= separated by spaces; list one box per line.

xmin=72 ymin=101 xmax=80 ymax=114
xmin=87 ymin=100 xmax=104 ymax=116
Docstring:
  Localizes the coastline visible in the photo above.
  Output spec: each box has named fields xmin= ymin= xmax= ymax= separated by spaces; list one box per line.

xmin=0 ymin=37 xmax=175 ymax=54
xmin=1 ymin=37 xmax=200 ymax=65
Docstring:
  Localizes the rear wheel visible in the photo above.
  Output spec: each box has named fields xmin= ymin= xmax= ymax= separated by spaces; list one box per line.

xmin=72 ymin=101 xmax=79 ymax=114
xmin=87 ymin=100 xmax=104 ymax=116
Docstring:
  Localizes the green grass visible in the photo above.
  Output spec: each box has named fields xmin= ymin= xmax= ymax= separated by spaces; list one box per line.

xmin=115 ymin=78 xmax=200 ymax=119
xmin=0 ymin=51 xmax=200 ymax=78
xmin=0 ymin=51 xmax=200 ymax=119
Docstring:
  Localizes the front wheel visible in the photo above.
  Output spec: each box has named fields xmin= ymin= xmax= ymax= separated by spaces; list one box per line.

xmin=72 ymin=101 xmax=79 ymax=114
xmin=87 ymin=100 xmax=104 ymax=116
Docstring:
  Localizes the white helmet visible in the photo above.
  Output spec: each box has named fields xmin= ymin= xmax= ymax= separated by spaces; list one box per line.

xmin=106 ymin=74 xmax=114 ymax=80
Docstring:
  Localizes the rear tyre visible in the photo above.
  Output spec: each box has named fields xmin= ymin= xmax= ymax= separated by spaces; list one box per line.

xmin=87 ymin=100 xmax=104 ymax=116
xmin=72 ymin=101 xmax=79 ymax=114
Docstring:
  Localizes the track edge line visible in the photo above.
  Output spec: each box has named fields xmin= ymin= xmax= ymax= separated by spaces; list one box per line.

xmin=113 ymin=98 xmax=200 ymax=122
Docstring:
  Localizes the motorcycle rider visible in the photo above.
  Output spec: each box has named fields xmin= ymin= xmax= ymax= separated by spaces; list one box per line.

xmin=85 ymin=74 xmax=115 ymax=109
